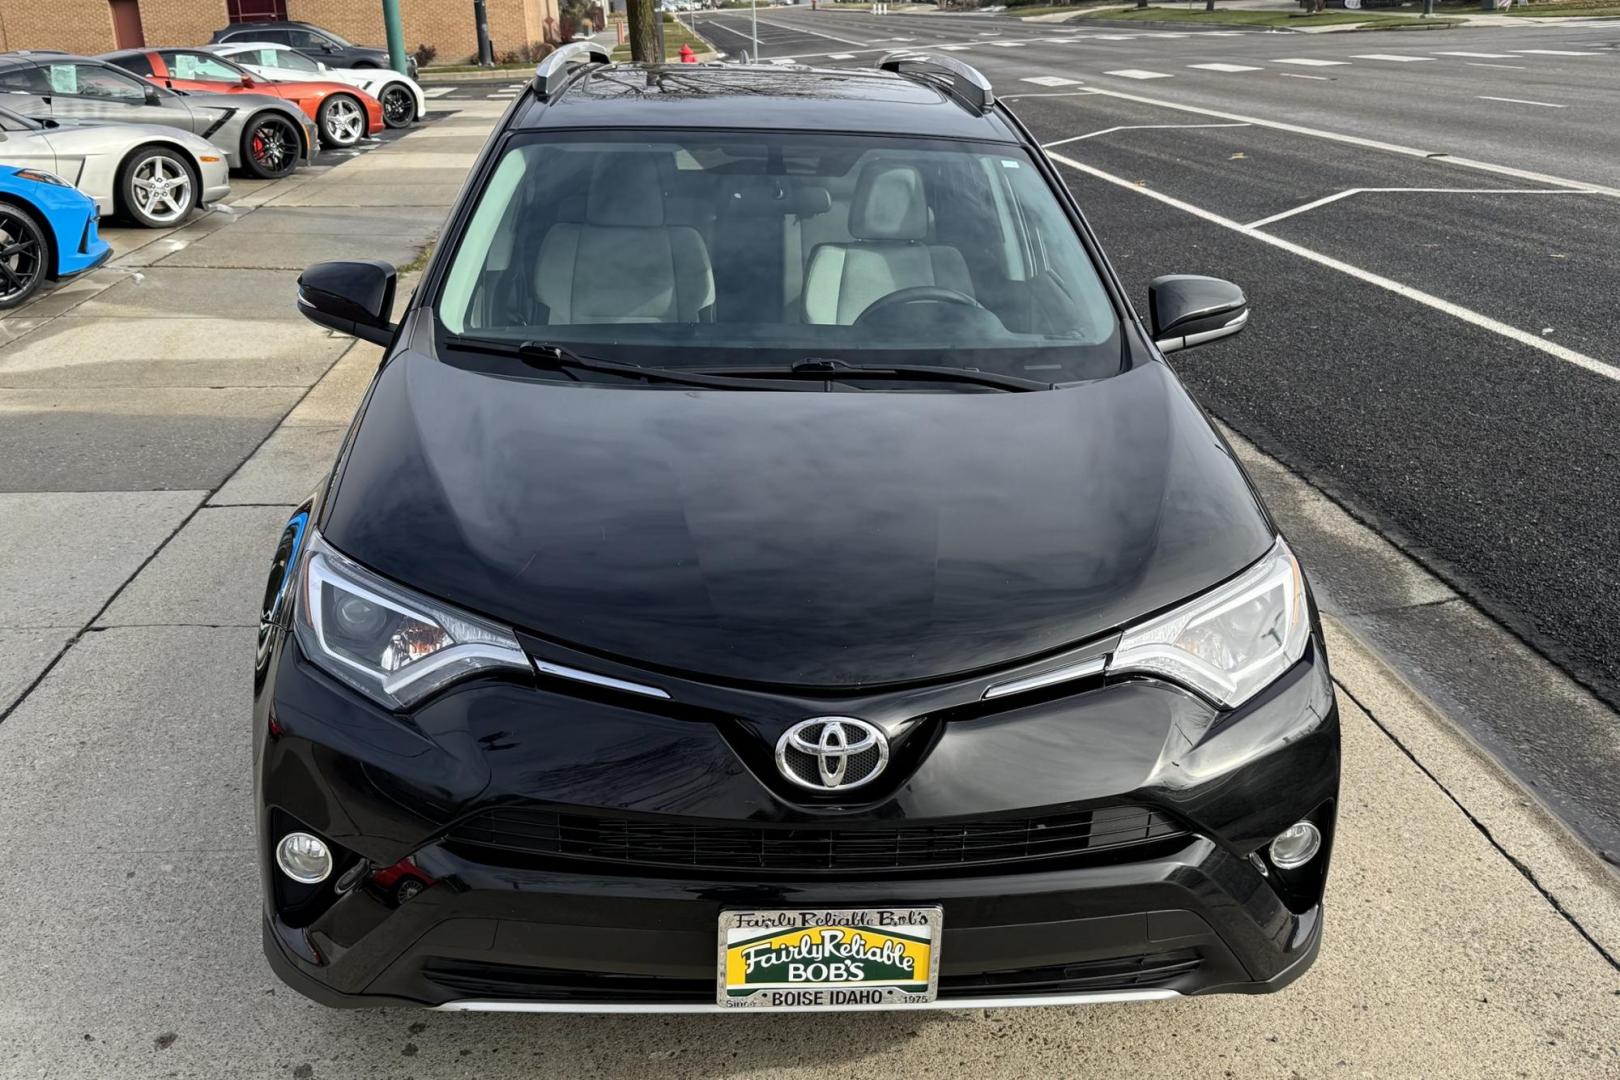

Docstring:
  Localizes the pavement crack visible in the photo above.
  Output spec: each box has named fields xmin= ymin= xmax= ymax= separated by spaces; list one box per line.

xmin=1334 ymin=677 xmax=1620 ymax=974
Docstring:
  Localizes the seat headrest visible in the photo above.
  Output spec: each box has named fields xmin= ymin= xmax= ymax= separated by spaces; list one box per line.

xmin=849 ymin=163 xmax=927 ymax=241
xmin=586 ymin=154 xmax=664 ymax=228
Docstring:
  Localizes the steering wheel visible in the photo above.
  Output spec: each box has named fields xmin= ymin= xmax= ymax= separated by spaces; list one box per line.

xmin=854 ymin=286 xmax=987 ymax=326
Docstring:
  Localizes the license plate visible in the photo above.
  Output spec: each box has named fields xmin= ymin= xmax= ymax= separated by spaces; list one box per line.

xmin=717 ymin=907 xmax=942 ymax=1010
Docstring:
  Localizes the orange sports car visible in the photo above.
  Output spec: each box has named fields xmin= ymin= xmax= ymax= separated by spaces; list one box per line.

xmin=101 ymin=47 xmax=383 ymax=150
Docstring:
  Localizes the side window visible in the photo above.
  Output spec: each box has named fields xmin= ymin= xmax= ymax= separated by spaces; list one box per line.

xmin=285 ymin=29 xmax=332 ymax=49
xmin=107 ymin=53 xmax=154 ymax=77
xmin=236 ymin=28 xmax=290 ymax=45
xmin=278 ymin=50 xmax=322 ymax=72
xmin=51 ymin=64 xmax=149 ymax=102
xmin=0 ymin=64 xmax=51 ymax=94
xmin=164 ymin=51 xmax=242 ymax=81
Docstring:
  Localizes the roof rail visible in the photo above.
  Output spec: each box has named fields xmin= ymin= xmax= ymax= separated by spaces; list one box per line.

xmin=875 ymin=52 xmax=994 ymax=115
xmin=533 ymin=40 xmax=611 ymax=100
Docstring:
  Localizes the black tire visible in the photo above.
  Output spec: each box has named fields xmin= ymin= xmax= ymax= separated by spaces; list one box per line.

xmin=0 ymin=200 xmax=48 ymax=310
xmin=118 ymin=145 xmax=199 ymax=228
xmin=316 ymin=93 xmax=366 ymax=148
xmin=240 ymin=112 xmax=302 ymax=179
xmin=379 ymin=83 xmax=416 ymax=129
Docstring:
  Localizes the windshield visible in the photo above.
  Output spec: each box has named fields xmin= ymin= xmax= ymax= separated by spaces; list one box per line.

xmin=436 ymin=131 xmax=1123 ymax=382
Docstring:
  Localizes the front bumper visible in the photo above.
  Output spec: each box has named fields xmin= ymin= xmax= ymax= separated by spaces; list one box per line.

xmin=198 ymin=155 xmax=232 ymax=208
xmin=256 ymin=627 xmax=1339 ymax=1011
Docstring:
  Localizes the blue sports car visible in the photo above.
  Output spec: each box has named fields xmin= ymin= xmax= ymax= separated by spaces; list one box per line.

xmin=0 ymin=166 xmax=112 ymax=310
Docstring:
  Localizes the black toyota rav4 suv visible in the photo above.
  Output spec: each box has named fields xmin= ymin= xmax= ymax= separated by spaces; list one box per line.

xmin=257 ymin=43 xmax=1338 ymax=1013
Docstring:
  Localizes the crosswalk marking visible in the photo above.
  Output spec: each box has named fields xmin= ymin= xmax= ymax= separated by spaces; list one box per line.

xmin=1478 ymin=95 xmax=1565 ymax=108
xmin=1275 ymin=58 xmax=1348 ymax=66
xmin=1512 ymin=49 xmax=1598 ymax=56
xmin=1090 ymin=35 xmax=1138 ymax=41
xmin=990 ymin=41 xmax=1027 ymax=47
xmin=826 ymin=53 xmax=854 ymax=59
xmin=1021 ymin=75 xmax=1084 ymax=87
xmin=1188 ymin=63 xmax=1261 ymax=73
xmin=1104 ymin=69 xmax=1172 ymax=80
xmin=937 ymin=44 xmax=971 ymax=50
xmin=1435 ymin=51 xmax=1517 ymax=59
xmin=422 ymin=87 xmax=455 ymax=98
xmin=1352 ymin=54 xmax=1432 ymax=62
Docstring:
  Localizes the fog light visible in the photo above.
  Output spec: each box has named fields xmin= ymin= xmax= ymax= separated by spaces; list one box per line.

xmin=1269 ymin=821 xmax=1321 ymax=870
xmin=276 ymin=831 xmax=333 ymax=884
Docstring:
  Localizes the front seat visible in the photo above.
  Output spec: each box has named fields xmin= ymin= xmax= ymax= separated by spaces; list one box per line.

xmin=535 ymin=154 xmax=715 ymax=324
xmin=802 ymin=161 xmax=972 ymax=325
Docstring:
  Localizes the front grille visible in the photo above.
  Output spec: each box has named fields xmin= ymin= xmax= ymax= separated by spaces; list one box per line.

xmin=443 ymin=804 xmax=1189 ymax=878
xmin=421 ymin=949 xmax=1202 ymax=1004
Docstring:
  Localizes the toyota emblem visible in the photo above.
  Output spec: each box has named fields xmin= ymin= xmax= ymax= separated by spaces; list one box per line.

xmin=775 ymin=717 xmax=889 ymax=791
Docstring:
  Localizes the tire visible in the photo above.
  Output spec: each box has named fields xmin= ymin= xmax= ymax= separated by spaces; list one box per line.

xmin=118 ymin=146 xmax=198 ymax=228
xmin=240 ymin=112 xmax=302 ymax=179
xmin=379 ymin=83 xmax=416 ymax=129
xmin=0 ymin=201 xmax=48 ymax=310
xmin=317 ymin=93 xmax=367 ymax=148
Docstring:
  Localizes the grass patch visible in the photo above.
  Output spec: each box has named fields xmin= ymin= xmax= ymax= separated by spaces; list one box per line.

xmin=611 ymin=20 xmax=712 ymax=60
xmin=1502 ymin=2 xmax=1620 ymax=13
xmin=1069 ymin=6 xmax=1452 ymax=25
xmin=400 ymin=239 xmax=436 ymax=275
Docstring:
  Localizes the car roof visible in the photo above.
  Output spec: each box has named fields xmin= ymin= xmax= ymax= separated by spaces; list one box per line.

xmin=512 ymin=63 xmax=1021 ymax=143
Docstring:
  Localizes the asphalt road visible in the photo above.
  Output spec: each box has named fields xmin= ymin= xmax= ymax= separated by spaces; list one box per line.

xmin=677 ymin=7 xmax=1620 ymax=855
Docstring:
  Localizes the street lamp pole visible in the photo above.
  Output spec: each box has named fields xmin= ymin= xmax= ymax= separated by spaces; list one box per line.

xmin=381 ymin=0 xmax=408 ymax=74
xmin=473 ymin=0 xmax=494 ymax=65
xmin=751 ymin=0 xmax=759 ymax=62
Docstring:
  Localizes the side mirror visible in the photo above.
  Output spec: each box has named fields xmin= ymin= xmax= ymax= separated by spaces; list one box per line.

xmin=240 ymin=73 xmax=255 ymax=87
xmin=297 ymin=259 xmax=398 ymax=346
xmin=145 ymin=84 xmax=164 ymax=104
xmin=1148 ymin=275 xmax=1248 ymax=354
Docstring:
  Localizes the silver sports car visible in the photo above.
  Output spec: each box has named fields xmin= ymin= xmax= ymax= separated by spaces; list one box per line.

xmin=0 ymin=52 xmax=317 ymax=182
xmin=0 ymin=104 xmax=230 ymax=227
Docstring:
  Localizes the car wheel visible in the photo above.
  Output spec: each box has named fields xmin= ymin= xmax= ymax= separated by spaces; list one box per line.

xmin=318 ymin=94 xmax=367 ymax=148
xmin=241 ymin=113 xmax=302 ymax=179
xmin=0 ymin=201 xmax=47 ymax=310
xmin=379 ymin=84 xmax=415 ymax=128
xmin=120 ymin=146 xmax=198 ymax=228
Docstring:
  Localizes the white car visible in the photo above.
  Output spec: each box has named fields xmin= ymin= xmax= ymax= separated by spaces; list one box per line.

xmin=0 ymin=103 xmax=229 ymax=227
xmin=208 ymin=42 xmax=425 ymax=129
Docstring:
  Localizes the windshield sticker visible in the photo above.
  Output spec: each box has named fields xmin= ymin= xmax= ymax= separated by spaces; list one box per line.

xmin=48 ymin=65 xmax=77 ymax=94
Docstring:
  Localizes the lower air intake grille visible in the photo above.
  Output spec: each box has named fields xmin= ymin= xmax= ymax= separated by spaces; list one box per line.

xmin=444 ymin=804 xmax=1188 ymax=878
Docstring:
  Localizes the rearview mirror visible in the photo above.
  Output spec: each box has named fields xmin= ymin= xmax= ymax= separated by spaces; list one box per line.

xmin=1148 ymin=275 xmax=1248 ymax=354
xmin=297 ymin=260 xmax=398 ymax=346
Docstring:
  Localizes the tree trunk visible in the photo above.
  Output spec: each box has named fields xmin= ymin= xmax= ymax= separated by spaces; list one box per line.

xmin=1136 ymin=0 xmax=1148 ymax=8
xmin=626 ymin=0 xmax=660 ymax=61
xmin=1205 ymin=0 xmax=1215 ymax=9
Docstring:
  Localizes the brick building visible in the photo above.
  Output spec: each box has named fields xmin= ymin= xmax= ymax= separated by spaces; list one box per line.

xmin=0 ymin=0 xmax=562 ymax=65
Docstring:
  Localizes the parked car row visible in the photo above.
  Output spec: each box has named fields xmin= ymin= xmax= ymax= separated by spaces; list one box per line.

xmin=0 ymin=22 xmax=429 ymax=308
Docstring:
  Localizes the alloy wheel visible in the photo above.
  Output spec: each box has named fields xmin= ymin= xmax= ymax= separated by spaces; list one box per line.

xmin=0 ymin=206 xmax=44 ymax=308
xmin=324 ymin=97 xmax=365 ymax=145
xmin=130 ymin=154 xmax=193 ymax=226
xmin=252 ymin=118 xmax=295 ymax=175
xmin=381 ymin=85 xmax=414 ymax=127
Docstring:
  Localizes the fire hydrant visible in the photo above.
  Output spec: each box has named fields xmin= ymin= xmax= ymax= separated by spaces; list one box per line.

xmin=679 ymin=43 xmax=696 ymax=63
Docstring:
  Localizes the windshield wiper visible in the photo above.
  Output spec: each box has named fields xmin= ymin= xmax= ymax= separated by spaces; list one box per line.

xmin=697 ymin=358 xmax=1052 ymax=392
xmin=442 ymin=337 xmax=805 ymax=391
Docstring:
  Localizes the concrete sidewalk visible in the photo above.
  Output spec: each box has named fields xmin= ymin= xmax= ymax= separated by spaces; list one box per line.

xmin=0 ymin=92 xmax=1616 ymax=1080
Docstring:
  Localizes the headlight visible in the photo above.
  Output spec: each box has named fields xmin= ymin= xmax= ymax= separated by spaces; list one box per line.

xmin=292 ymin=529 xmax=529 ymax=709
xmin=14 ymin=168 xmax=69 ymax=187
xmin=1106 ymin=539 xmax=1309 ymax=709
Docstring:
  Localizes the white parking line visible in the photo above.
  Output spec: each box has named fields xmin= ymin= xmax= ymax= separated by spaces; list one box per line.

xmin=1188 ymin=63 xmax=1261 ymax=73
xmin=1075 ymin=86 xmax=1620 ymax=196
xmin=1045 ymin=149 xmax=1620 ymax=386
xmin=1435 ymin=51 xmax=1517 ymax=59
xmin=1021 ymin=75 xmax=1085 ymax=87
xmin=1275 ymin=58 xmax=1348 ymax=67
xmin=1280 ymin=73 xmax=1331 ymax=81
xmin=1090 ymin=35 xmax=1139 ymax=41
xmin=937 ymin=44 xmax=971 ymax=51
xmin=1467 ymin=63 xmax=1527 ymax=70
xmin=1352 ymin=54 xmax=1433 ymax=62
xmin=1513 ymin=49 xmax=1598 ymax=56
xmin=826 ymin=53 xmax=855 ymax=60
xmin=750 ymin=14 xmax=869 ymax=47
xmin=1042 ymin=122 xmax=1249 ymax=148
xmin=1244 ymin=187 xmax=1601 ymax=229
xmin=991 ymin=41 xmax=1028 ymax=47
xmin=1478 ymin=95 xmax=1566 ymax=108
xmin=1104 ymin=69 xmax=1173 ymax=80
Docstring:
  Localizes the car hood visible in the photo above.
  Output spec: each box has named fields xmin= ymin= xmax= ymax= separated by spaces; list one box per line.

xmin=323 ymin=349 xmax=1274 ymax=688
